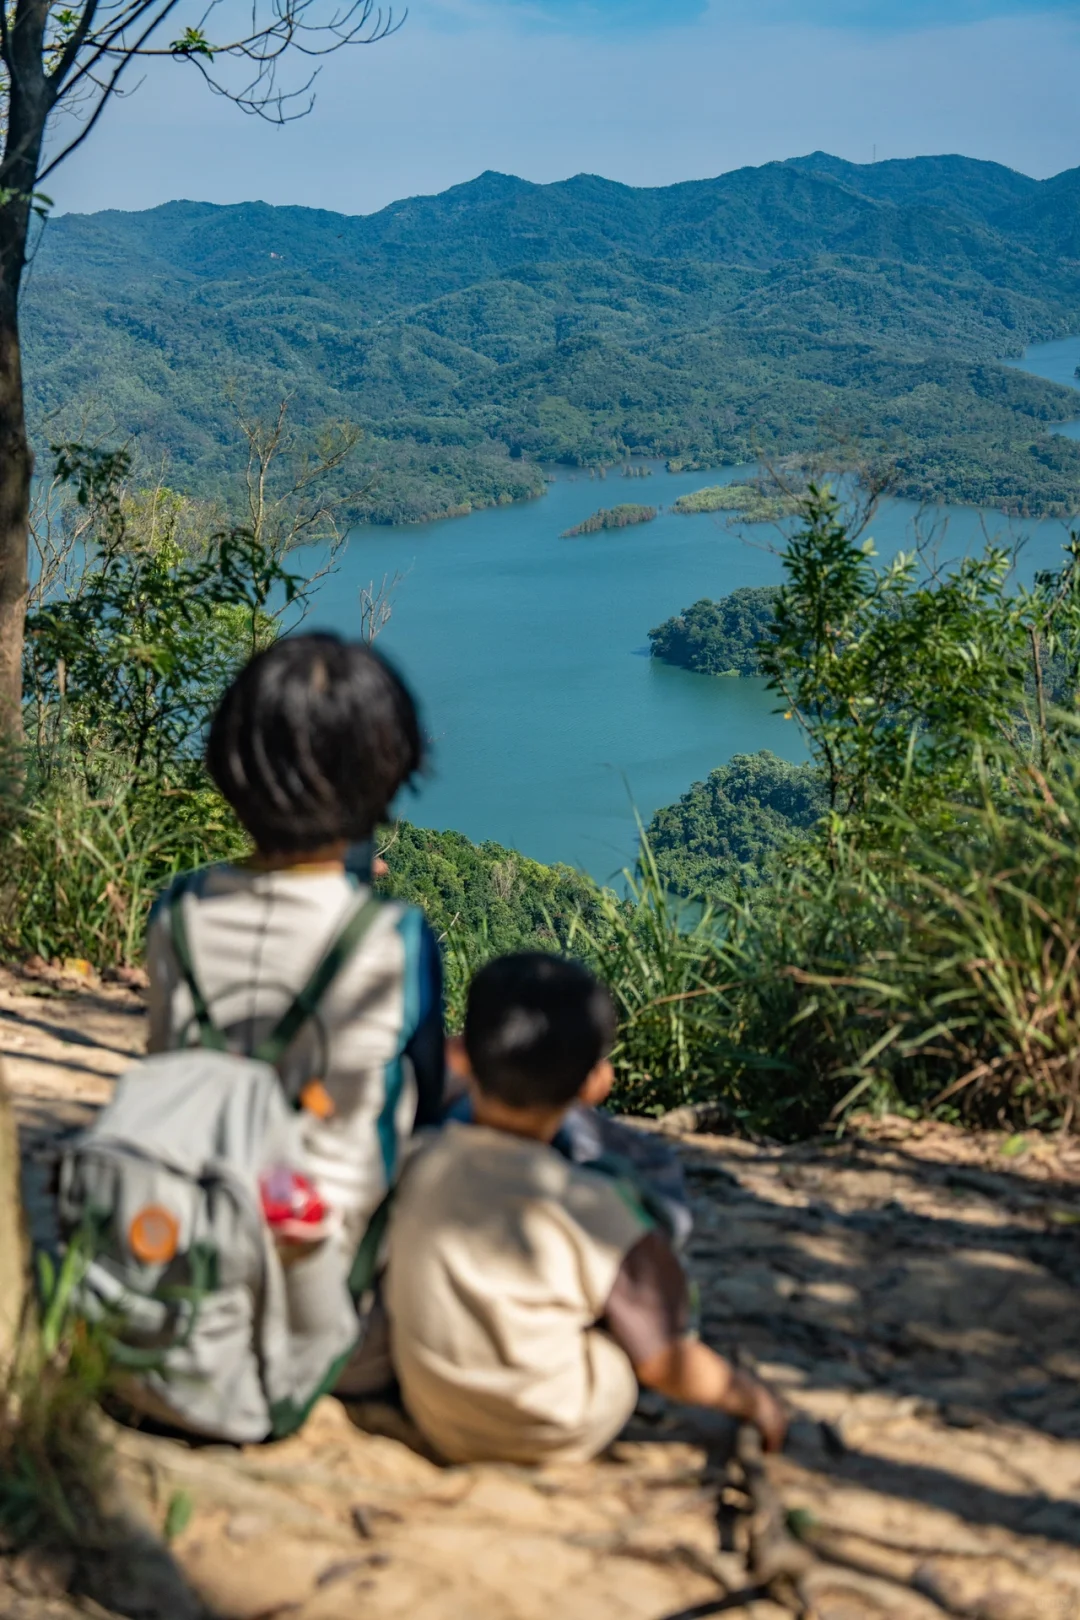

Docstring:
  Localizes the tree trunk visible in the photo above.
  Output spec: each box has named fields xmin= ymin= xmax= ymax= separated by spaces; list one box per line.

xmin=0 ymin=294 xmax=32 ymax=739
xmin=0 ymin=0 xmax=56 ymax=737
xmin=0 ymin=1062 xmax=28 ymax=1377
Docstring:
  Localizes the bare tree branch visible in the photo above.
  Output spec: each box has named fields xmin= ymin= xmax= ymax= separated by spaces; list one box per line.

xmin=358 ymin=570 xmax=403 ymax=643
xmin=39 ymin=0 xmax=403 ymax=165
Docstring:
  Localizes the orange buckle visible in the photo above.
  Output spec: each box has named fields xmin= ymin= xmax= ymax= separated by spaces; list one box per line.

xmin=299 ymin=1080 xmax=336 ymax=1120
xmin=128 ymin=1204 xmax=180 ymax=1265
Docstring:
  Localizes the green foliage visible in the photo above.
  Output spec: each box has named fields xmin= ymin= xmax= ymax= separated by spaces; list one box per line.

xmin=23 ymin=155 xmax=1080 ymax=524
xmin=377 ymin=821 xmax=604 ymax=1026
xmin=697 ymin=758 xmax=1080 ymax=1134
xmin=863 ymin=767 xmax=1080 ymax=1122
xmin=651 ymin=486 xmax=1080 ymax=1131
xmin=759 ymin=484 xmax=1044 ymax=819
xmin=25 ymin=443 xmax=301 ymax=783
xmin=681 ymin=844 xmax=899 ymax=1139
xmin=567 ymin=838 xmax=742 ymax=1116
xmin=163 ymin=1490 xmax=195 ymax=1541
xmin=0 ymin=1234 xmax=110 ymax=1550
xmin=648 ymin=752 xmax=826 ymax=898
xmin=671 ymin=482 xmax=799 ymax=520
xmin=634 ymin=483 xmax=1080 ymax=1134
xmin=1 ymin=423 xmax=353 ymax=969
xmin=649 ymin=587 xmax=779 ymax=676
xmin=561 ymin=503 xmax=657 ymax=537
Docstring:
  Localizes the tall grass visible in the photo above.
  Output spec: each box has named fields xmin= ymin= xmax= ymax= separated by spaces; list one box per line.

xmin=0 ymin=764 xmax=246 ymax=966
xmin=0 ymin=1238 xmax=110 ymax=1550
xmin=566 ymin=839 xmax=748 ymax=1115
xmin=701 ymin=759 xmax=1080 ymax=1134
xmin=869 ymin=763 xmax=1080 ymax=1127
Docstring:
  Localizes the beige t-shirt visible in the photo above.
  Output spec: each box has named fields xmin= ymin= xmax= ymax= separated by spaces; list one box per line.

xmin=384 ymin=1122 xmax=667 ymax=1465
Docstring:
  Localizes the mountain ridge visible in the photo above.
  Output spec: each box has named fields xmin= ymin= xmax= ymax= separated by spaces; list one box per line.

xmin=25 ymin=151 xmax=1080 ymax=525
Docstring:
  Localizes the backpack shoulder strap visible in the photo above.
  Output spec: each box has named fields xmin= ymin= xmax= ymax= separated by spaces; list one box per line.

xmin=168 ymin=874 xmax=228 ymax=1054
xmin=253 ymin=892 xmax=385 ymax=1070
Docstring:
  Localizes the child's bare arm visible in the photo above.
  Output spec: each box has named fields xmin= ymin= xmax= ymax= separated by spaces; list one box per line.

xmin=634 ymin=1338 xmax=787 ymax=1452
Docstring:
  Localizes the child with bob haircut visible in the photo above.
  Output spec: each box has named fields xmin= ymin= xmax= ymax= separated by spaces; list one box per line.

xmin=384 ymin=952 xmax=787 ymax=1465
xmin=146 ymin=632 xmax=445 ymax=1389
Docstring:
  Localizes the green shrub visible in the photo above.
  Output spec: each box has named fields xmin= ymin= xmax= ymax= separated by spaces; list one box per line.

xmin=566 ymin=838 xmax=745 ymax=1116
xmin=697 ymin=758 xmax=1080 ymax=1134
xmin=635 ymin=488 xmax=1080 ymax=1134
xmin=845 ymin=761 xmax=1080 ymax=1126
xmin=378 ymin=821 xmax=606 ymax=1027
xmin=0 ymin=1239 xmax=111 ymax=1551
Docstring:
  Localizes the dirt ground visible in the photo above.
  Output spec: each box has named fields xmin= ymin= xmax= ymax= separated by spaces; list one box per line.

xmin=3 ymin=966 xmax=1080 ymax=1620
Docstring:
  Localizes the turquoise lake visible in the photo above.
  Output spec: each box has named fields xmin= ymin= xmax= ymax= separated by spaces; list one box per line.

xmin=304 ymin=337 xmax=1080 ymax=884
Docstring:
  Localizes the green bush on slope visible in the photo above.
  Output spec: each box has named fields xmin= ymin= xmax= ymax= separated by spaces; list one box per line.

xmin=669 ymin=486 xmax=1080 ymax=1133
xmin=648 ymin=753 xmax=826 ymax=898
xmin=376 ymin=821 xmax=605 ymax=1027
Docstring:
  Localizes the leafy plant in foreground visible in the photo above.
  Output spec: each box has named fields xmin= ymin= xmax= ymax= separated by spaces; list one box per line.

xmin=0 ymin=1235 xmax=109 ymax=1551
xmin=25 ymin=443 xmax=303 ymax=785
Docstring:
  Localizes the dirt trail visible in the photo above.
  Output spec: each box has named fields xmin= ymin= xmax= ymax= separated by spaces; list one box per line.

xmin=3 ymin=970 xmax=1080 ymax=1620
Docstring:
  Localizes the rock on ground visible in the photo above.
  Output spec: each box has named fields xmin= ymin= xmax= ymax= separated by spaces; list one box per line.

xmin=3 ymin=969 xmax=1080 ymax=1619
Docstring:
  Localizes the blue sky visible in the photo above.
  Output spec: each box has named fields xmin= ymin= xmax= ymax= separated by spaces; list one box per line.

xmin=50 ymin=0 xmax=1080 ymax=214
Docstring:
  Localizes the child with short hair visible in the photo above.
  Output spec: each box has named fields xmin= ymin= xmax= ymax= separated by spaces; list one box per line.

xmin=147 ymin=631 xmax=444 ymax=1294
xmin=384 ymin=952 xmax=786 ymax=1465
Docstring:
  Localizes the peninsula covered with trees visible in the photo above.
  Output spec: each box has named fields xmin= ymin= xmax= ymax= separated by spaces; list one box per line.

xmin=647 ymin=752 xmax=826 ymax=898
xmin=23 ymin=152 xmax=1080 ymax=525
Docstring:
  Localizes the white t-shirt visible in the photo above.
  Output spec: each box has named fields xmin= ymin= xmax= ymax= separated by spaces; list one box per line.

xmin=145 ymin=863 xmax=442 ymax=1248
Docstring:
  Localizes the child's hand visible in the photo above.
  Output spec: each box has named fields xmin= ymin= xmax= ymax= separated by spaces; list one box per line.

xmin=636 ymin=1339 xmax=788 ymax=1452
xmin=741 ymin=1374 xmax=788 ymax=1453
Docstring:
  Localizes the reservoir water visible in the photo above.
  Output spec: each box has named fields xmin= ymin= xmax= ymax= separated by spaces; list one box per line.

xmin=1003 ymin=333 xmax=1080 ymax=441
xmin=304 ymin=337 xmax=1080 ymax=884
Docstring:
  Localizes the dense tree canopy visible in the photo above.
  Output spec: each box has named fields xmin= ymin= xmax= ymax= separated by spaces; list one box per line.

xmin=22 ymin=155 xmax=1080 ymax=527
xmin=650 ymin=587 xmax=779 ymax=676
xmin=648 ymin=751 xmax=826 ymax=898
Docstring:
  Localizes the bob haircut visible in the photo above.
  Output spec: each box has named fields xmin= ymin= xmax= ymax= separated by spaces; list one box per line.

xmin=207 ymin=632 xmax=423 ymax=854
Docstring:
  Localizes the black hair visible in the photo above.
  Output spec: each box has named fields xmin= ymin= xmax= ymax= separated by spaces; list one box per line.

xmin=464 ymin=952 xmax=616 ymax=1111
xmin=207 ymin=633 xmax=423 ymax=854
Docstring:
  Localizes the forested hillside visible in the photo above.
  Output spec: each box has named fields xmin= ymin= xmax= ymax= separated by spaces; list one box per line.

xmin=24 ymin=152 xmax=1080 ymax=522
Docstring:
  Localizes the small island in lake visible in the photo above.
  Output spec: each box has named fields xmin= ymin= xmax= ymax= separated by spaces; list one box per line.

xmin=561 ymin=503 xmax=658 ymax=537
xmin=672 ymin=482 xmax=800 ymax=522
xmin=649 ymin=586 xmax=779 ymax=676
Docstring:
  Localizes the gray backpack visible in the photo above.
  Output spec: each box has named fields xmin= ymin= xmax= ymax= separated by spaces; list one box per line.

xmin=58 ymin=882 xmax=385 ymax=1443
